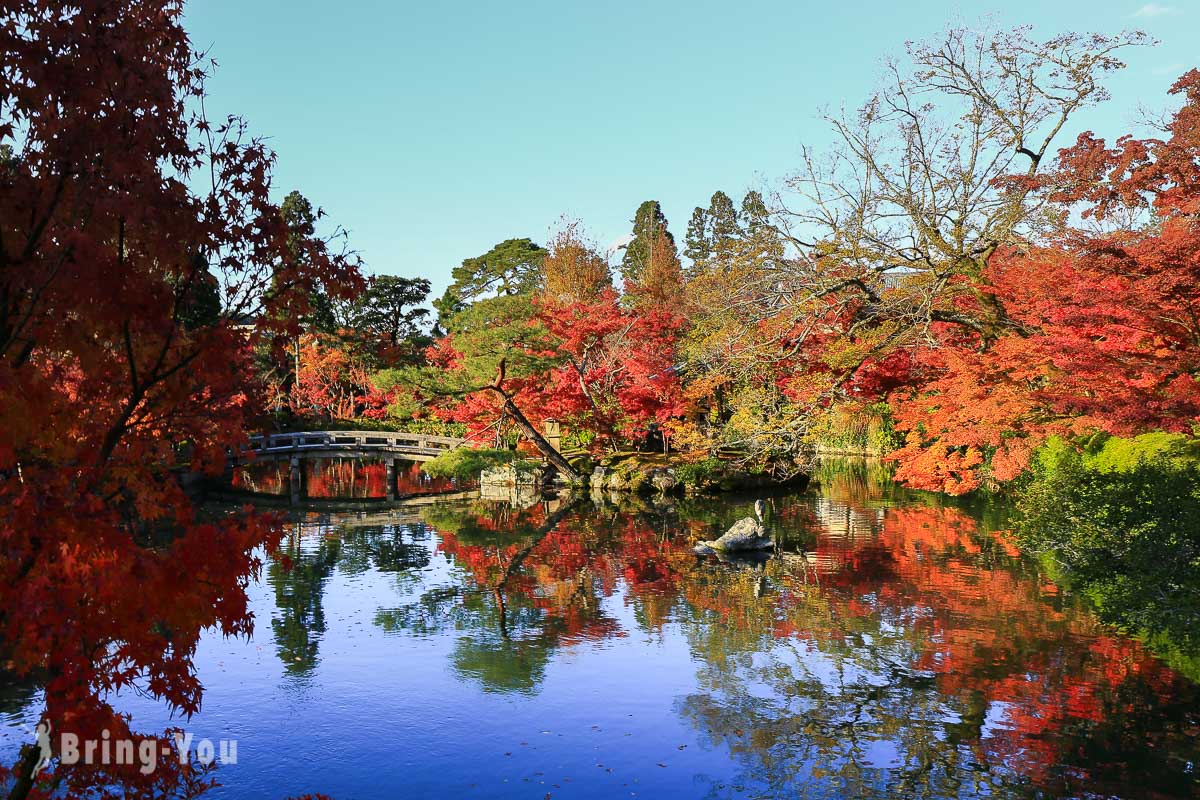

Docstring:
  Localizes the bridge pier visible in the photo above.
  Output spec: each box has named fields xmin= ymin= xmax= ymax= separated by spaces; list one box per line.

xmin=385 ymin=458 xmax=398 ymax=501
xmin=289 ymin=456 xmax=305 ymax=504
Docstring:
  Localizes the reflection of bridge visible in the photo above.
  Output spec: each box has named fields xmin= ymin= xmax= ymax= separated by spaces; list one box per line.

xmin=242 ymin=430 xmax=472 ymax=502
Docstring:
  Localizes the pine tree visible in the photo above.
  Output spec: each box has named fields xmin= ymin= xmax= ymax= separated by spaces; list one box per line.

xmin=280 ymin=190 xmax=338 ymax=335
xmin=435 ymin=238 xmax=547 ymax=330
xmin=683 ymin=207 xmax=711 ymax=263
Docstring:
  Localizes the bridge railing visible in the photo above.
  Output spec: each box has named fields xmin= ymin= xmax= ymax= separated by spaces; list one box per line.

xmin=247 ymin=430 xmax=467 ymax=455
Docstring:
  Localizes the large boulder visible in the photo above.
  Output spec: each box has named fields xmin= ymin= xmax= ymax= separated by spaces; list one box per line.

xmin=651 ymin=469 xmax=678 ymax=494
xmin=697 ymin=503 xmax=773 ymax=553
xmin=480 ymin=464 xmax=543 ymax=488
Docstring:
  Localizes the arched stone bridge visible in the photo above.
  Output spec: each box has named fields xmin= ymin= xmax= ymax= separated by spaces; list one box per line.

xmin=248 ymin=430 xmax=469 ymax=462
xmin=242 ymin=430 xmax=472 ymax=502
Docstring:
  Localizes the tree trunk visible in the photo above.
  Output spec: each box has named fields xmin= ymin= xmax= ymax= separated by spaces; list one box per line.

xmin=489 ymin=389 xmax=581 ymax=482
xmin=7 ymin=742 xmax=41 ymax=800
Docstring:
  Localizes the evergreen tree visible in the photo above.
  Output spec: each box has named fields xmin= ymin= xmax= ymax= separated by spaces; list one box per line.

xmin=619 ymin=200 xmax=675 ymax=285
xmin=740 ymin=190 xmax=770 ymax=234
xmin=279 ymin=190 xmax=338 ymax=334
xmin=170 ymin=254 xmax=222 ymax=332
xmin=435 ymin=238 xmax=546 ymax=329
xmin=683 ymin=207 xmax=711 ymax=263
xmin=706 ymin=190 xmax=741 ymax=251
xmin=353 ymin=276 xmax=431 ymax=347
xmin=635 ymin=231 xmax=685 ymax=307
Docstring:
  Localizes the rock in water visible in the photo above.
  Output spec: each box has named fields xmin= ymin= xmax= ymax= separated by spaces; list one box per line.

xmin=697 ymin=499 xmax=772 ymax=552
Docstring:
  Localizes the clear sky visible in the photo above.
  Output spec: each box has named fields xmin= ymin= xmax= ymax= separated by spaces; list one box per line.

xmin=183 ymin=0 xmax=1198 ymax=299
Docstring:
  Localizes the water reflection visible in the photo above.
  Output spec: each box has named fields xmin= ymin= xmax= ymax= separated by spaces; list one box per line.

xmin=267 ymin=516 xmax=435 ymax=675
xmin=234 ymin=457 xmax=458 ymax=498
xmin=254 ymin=461 xmax=1199 ymax=798
xmin=269 ymin=528 xmax=340 ymax=675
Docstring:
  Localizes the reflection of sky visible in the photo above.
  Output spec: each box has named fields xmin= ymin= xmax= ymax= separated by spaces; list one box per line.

xmin=861 ymin=738 xmax=903 ymax=770
xmin=981 ymin=700 xmax=1017 ymax=737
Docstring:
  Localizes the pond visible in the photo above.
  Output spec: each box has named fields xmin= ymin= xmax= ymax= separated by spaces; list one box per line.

xmin=2 ymin=460 xmax=1197 ymax=798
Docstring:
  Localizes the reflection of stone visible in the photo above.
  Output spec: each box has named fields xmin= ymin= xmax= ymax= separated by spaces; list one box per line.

xmin=710 ymin=548 xmax=772 ymax=568
xmin=479 ymin=464 xmax=544 ymax=510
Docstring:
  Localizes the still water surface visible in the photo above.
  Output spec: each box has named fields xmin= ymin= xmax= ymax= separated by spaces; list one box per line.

xmin=2 ymin=460 xmax=1198 ymax=798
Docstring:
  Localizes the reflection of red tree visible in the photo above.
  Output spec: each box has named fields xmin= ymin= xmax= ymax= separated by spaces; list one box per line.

xmin=800 ymin=499 xmax=1195 ymax=792
xmin=434 ymin=510 xmax=692 ymax=640
xmin=232 ymin=461 xmax=289 ymax=494
xmin=427 ymin=494 xmax=1197 ymax=796
xmin=233 ymin=459 xmax=458 ymax=498
xmin=305 ymin=460 xmax=386 ymax=498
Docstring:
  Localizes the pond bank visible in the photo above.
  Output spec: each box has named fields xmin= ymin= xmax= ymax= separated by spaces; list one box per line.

xmin=576 ymin=452 xmax=810 ymax=496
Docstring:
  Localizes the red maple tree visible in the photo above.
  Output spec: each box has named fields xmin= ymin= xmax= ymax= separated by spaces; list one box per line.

xmin=885 ymin=72 xmax=1200 ymax=492
xmin=0 ymin=2 xmax=359 ymax=797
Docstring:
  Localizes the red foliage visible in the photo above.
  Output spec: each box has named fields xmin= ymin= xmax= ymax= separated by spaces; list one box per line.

xmin=285 ymin=334 xmax=390 ymax=420
xmin=432 ymin=288 xmax=686 ymax=448
xmin=886 ymin=73 xmax=1200 ymax=492
xmin=535 ymin=289 xmax=686 ymax=443
xmin=0 ymin=2 xmax=359 ymax=796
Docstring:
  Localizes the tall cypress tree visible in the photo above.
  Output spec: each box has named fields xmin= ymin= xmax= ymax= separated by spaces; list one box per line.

xmin=707 ymin=190 xmax=740 ymax=252
xmin=739 ymin=189 xmax=785 ymax=260
xmin=279 ymin=190 xmax=338 ymax=335
xmin=683 ymin=206 xmax=711 ymax=263
xmin=620 ymin=200 xmax=676 ymax=286
xmin=740 ymin=190 xmax=770 ymax=233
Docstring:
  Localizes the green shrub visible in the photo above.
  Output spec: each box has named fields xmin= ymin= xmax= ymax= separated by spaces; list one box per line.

xmin=1016 ymin=436 xmax=1200 ymax=678
xmin=421 ymin=448 xmax=519 ymax=481
xmin=675 ymin=457 xmax=724 ymax=488
xmin=1080 ymin=431 xmax=1200 ymax=473
xmin=564 ymin=429 xmax=597 ymax=450
xmin=567 ymin=453 xmax=595 ymax=479
xmin=809 ymin=402 xmax=901 ymax=454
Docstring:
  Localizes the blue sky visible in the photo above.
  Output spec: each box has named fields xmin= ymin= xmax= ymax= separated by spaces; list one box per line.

xmin=184 ymin=1 xmax=1198 ymax=299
